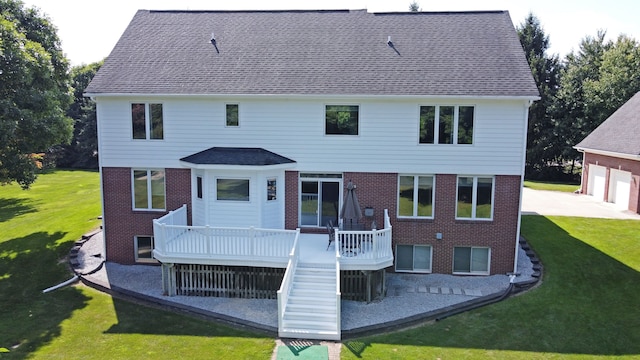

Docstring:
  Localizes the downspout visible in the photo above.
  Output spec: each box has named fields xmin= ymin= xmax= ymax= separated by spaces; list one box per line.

xmin=514 ymin=100 xmax=533 ymax=274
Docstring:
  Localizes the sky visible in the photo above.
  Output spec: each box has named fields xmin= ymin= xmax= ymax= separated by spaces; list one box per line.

xmin=21 ymin=0 xmax=640 ymax=66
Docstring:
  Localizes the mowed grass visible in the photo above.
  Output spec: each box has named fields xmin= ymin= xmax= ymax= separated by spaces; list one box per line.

xmin=0 ymin=170 xmax=273 ymax=359
xmin=342 ymin=215 xmax=640 ymax=359
xmin=524 ymin=180 xmax=581 ymax=192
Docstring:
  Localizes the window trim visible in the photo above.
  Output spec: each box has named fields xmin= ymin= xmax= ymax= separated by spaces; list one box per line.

xmin=397 ymin=175 xmax=435 ymax=219
xmin=418 ymin=105 xmax=475 ymax=145
xmin=452 ymin=246 xmax=490 ymax=275
xmin=216 ymin=178 xmax=250 ymax=202
xmin=131 ymin=103 xmax=164 ymax=140
xmin=324 ymin=104 xmax=359 ymax=136
xmin=196 ymin=176 xmax=203 ymax=199
xmin=267 ymin=177 xmax=277 ymax=202
xmin=455 ymin=175 xmax=494 ymax=221
xmin=131 ymin=169 xmax=166 ymax=211
xmin=134 ymin=235 xmax=157 ymax=263
xmin=225 ymin=103 xmax=239 ymax=127
xmin=395 ymin=244 xmax=433 ymax=273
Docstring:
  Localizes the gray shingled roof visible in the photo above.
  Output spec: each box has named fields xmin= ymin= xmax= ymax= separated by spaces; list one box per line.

xmin=180 ymin=147 xmax=296 ymax=166
xmin=575 ymin=92 xmax=640 ymax=156
xmin=85 ymin=9 xmax=538 ymax=97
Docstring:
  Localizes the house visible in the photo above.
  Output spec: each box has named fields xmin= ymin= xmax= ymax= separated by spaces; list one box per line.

xmin=575 ymin=92 xmax=640 ymax=214
xmin=85 ymin=9 xmax=538 ymax=339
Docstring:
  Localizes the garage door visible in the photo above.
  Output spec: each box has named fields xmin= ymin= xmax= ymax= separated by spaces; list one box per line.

xmin=608 ymin=169 xmax=631 ymax=210
xmin=588 ymin=165 xmax=606 ymax=201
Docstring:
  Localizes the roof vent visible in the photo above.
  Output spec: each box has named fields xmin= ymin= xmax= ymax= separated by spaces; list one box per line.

xmin=387 ymin=35 xmax=400 ymax=55
xmin=210 ymin=32 xmax=219 ymax=53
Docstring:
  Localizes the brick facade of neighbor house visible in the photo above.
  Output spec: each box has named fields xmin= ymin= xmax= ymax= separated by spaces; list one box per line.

xmin=102 ymin=167 xmax=192 ymax=264
xmin=284 ymin=171 xmax=520 ymax=275
xmin=581 ymin=153 xmax=640 ymax=214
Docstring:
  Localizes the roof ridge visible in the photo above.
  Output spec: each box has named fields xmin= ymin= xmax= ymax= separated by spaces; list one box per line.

xmin=147 ymin=9 xmax=354 ymax=14
xmin=373 ymin=10 xmax=507 ymax=15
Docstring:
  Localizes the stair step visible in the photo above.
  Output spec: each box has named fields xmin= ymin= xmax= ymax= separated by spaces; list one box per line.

xmin=294 ymin=274 xmax=335 ymax=283
xmin=284 ymin=311 xmax=337 ymax=322
xmin=286 ymin=303 xmax=336 ymax=313
xmin=292 ymin=282 xmax=334 ymax=290
xmin=282 ymin=319 xmax=338 ymax=331
xmin=288 ymin=295 xmax=336 ymax=304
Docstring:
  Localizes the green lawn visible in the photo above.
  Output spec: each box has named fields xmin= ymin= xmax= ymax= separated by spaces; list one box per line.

xmin=2 ymin=171 xmax=639 ymax=359
xmin=524 ymin=180 xmax=581 ymax=192
xmin=0 ymin=170 xmax=273 ymax=359
xmin=342 ymin=215 xmax=640 ymax=359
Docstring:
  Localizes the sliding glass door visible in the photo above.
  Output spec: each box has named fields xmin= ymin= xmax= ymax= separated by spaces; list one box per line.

xmin=299 ymin=174 xmax=341 ymax=227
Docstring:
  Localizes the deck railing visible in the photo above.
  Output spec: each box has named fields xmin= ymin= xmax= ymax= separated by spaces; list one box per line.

xmin=277 ymin=232 xmax=300 ymax=336
xmin=336 ymin=209 xmax=393 ymax=265
xmin=153 ymin=205 xmax=300 ymax=264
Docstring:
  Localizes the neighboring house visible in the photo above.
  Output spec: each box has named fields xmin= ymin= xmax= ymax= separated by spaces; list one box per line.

xmin=85 ymin=9 xmax=538 ymax=339
xmin=575 ymin=92 xmax=640 ymax=214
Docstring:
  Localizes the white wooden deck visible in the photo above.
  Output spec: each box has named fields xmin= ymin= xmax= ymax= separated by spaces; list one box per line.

xmin=153 ymin=205 xmax=393 ymax=271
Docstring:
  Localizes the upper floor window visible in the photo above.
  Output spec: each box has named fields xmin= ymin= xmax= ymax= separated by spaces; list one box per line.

xmin=420 ymin=105 xmax=474 ymax=144
xmin=326 ymin=105 xmax=358 ymax=135
xmin=132 ymin=103 xmax=163 ymax=140
xmin=456 ymin=176 xmax=493 ymax=220
xmin=226 ymin=104 xmax=239 ymax=126
xmin=398 ymin=175 xmax=434 ymax=218
xmin=132 ymin=169 xmax=165 ymax=210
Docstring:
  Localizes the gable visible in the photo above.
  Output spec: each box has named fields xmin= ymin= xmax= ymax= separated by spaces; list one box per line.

xmin=85 ymin=9 xmax=538 ymax=98
xmin=575 ymin=91 xmax=640 ymax=157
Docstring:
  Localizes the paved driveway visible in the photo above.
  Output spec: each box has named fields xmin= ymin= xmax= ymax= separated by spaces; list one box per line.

xmin=521 ymin=187 xmax=640 ymax=220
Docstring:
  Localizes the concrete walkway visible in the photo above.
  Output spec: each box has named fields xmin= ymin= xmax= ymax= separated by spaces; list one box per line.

xmin=521 ymin=188 xmax=640 ymax=220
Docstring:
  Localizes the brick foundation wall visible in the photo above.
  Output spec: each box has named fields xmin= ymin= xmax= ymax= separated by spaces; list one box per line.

xmin=581 ymin=153 xmax=640 ymax=214
xmin=284 ymin=171 xmax=520 ymax=275
xmin=102 ymin=167 xmax=191 ymax=264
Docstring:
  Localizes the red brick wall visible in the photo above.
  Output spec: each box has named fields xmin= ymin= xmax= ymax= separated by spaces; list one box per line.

xmin=102 ymin=167 xmax=191 ymax=264
xmin=581 ymin=153 xmax=640 ymax=213
xmin=284 ymin=171 xmax=520 ymax=275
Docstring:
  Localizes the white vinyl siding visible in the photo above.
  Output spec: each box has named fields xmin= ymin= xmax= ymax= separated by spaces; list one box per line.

xmin=96 ymin=97 xmax=529 ymax=175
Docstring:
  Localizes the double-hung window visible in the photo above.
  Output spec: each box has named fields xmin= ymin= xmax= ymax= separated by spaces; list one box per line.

xmin=132 ymin=169 xmax=165 ymax=210
xmin=396 ymin=245 xmax=432 ymax=272
xmin=419 ymin=105 xmax=474 ymax=144
xmin=456 ymin=176 xmax=494 ymax=220
xmin=132 ymin=103 xmax=163 ymax=139
xmin=325 ymin=105 xmax=358 ymax=135
xmin=453 ymin=246 xmax=490 ymax=274
xmin=398 ymin=175 xmax=434 ymax=218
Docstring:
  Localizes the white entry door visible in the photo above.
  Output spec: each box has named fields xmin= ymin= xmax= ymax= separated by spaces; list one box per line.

xmin=588 ymin=165 xmax=606 ymax=201
xmin=608 ymin=169 xmax=631 ymax=210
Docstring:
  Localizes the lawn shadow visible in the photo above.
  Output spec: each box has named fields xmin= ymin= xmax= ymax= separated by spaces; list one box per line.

xmin=0 ymin=232 xmax=91 ymax=357
xmin=343 ymin=215 xmax=640 ymax=357
xmin=0 ymin=197 xmax=38 ymax=223
xmin=103 ymin=296 xmax=270 ymax=339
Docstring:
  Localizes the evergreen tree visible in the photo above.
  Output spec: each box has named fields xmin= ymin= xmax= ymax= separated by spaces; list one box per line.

xmin=516 ymin=13 xmax=562 ymax=179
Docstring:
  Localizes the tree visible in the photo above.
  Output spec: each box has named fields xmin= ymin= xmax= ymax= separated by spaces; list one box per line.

xmin=0 ymin=0 xmax=72 ymax=188
xmin=516 ymin=13 xmax=562 ymax=179
xmin=409 ymin=1 xmax=420 ymax=12
xmin=554 ymin=32 xmax=640 ymax=169
xmin=54 ymin=61 xmax=102 ymax=169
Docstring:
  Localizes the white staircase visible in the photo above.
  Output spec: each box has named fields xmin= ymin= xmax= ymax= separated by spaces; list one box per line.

xmin=279 ymin=263 xmax=340 ymax=340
